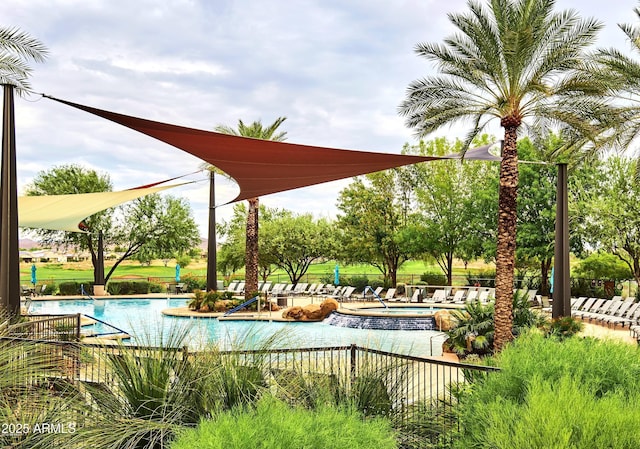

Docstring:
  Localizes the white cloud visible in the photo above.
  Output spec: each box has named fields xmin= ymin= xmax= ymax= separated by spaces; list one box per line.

xmin=4 ymin=0 xmax=639 ymax=237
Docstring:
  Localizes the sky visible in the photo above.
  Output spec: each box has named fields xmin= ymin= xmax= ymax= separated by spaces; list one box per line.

xmin=4 ymin=0 xmax=639 ymax=237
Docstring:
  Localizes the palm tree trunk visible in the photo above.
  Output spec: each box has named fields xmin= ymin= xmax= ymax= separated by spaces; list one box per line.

xmin=494 ymin=125 xmax=518 ymax=351
xmin=245 ymin=197 xmax=259 ymax=299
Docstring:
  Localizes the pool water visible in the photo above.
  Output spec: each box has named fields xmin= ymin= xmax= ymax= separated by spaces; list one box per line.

xmin=28 ymin=298 xmax=448 ymax=357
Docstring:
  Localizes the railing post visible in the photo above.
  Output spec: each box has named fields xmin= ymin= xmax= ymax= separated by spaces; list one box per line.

xmin=349 ymin=344 xmax=357 ymax=387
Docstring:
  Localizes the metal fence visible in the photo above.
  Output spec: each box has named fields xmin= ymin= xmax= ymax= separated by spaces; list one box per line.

xmin=0 ymin=337 xmax=498 ymax=448
xmin=7 ymin=313 xmax=81 ymax=341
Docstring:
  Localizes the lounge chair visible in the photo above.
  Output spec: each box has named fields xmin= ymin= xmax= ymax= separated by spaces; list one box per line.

xmin=291 ymin=283 xmax=309 ymax=296
xmin=226 ymin=280 xmax=239 ymax=293
xmin=602 ymin=301 xmax=640 ymax=327
xmin=583 ymin=299 xmax=623 ymax=322
xmin=478 ymin=290 xmax=490 ymax=303
xmin=409 ymin=288 xmax=423 ymax=303
xmin=364 ymin=286 xmax=383 ymax=301
xmin=431 ymin=289 xmax=447 ymax=303
xmin=465 ymin=290 xmax=478 ymax=302
xmin=572 ymin=298 xmax=600 ymax=318
xmin=384 ymin=288 xmax=397 ymax=302
xmin=450 ymin=290 xmax=466 ymax=304
xmin=574 ymin=298 xmax=607 ymax=320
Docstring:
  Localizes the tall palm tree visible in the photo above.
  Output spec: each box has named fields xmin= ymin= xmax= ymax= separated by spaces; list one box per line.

xmin=213 ymin=118 xmax=287 ymax=299
xmin=399 ymin=0 xmax=613 ymax=351
xmin=0 ymin=26 xmax=48 ymax=94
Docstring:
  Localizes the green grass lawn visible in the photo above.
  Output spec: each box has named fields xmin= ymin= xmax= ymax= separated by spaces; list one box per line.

xmin=20 ymin=258 xmax=493 ymax=285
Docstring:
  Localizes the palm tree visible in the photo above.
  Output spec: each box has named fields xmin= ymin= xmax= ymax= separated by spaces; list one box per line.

xmin=213 ymin=118 xmax=287 ymax=299
xmin=0 ymin=26 xmax=48 ymax=94
xmin=596 ymin=4 xmax=640 ymax=176
xmin=399 ymin=0 xmax=613 ymax=351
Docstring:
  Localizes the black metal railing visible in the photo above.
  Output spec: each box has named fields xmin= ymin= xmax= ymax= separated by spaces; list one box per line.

xmin=0 ymin=337 xmax=498 ymax=448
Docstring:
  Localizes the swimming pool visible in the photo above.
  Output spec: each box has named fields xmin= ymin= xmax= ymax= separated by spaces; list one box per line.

xmin=28 ymin=298 xmax=448 ymax=357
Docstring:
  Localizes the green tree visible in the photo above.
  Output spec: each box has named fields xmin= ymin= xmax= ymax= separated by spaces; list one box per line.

xmin=399 ymin=0 xmax=611 ymax=351
xmin=336 ymin=171 xmax=410 ymax=286
xmin=402 ymin=136 xmax=497 ymax=285
xmin=515 ymin=135 xmax=558 ymax=295
xmin=0 ymin=26 xmax=48 ymax=94
xmin=578 ymin=156 xmax=640 ymax=287
xmin=24 ymin=165 xmax=113 ymax=285
xmin=218 ymin=203 xmax=285 ymax=283
xmin=261 ymin=212 xmax=335 ymax=284
xmin=213 ymin=117 xmax=287 ymax=299
xmin=108 ymin=194 xmax=200 ymax=282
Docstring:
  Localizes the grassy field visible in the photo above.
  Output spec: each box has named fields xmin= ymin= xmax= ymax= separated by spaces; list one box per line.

xmin=20 ymin=258 xmax=495 ymax=285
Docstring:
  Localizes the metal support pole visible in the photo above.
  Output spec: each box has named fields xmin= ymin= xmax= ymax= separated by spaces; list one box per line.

xmin=206 ymin=170 xmax=217 ymax=291
xmin=552 ymin=163 xmax=571 ymax=318
xmin=0 ymin=84 xmax=20 ymax=319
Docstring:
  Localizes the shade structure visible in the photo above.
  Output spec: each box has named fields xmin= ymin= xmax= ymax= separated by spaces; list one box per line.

xmin=45 ymin=96 xmax=499 ymax=204
xmin=19 ymin=183 xmax=187 ymax=233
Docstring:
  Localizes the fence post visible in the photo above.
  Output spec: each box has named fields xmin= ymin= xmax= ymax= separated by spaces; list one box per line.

xmin=75 ymin=313 xmax=81 ymax=341
xmin=349 ymin=344 xmax=357 ymax=387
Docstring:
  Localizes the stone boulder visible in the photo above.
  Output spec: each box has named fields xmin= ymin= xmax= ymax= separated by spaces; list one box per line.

xmin=301 ymin=303 xmax=323 ymax=321
xmin=434 ymin=310 xmax=453 ymax=331
xmin=282 ymin=306 xmax=304 ymax=320
xmin=320 ymin=298 xmax=339 ymax=315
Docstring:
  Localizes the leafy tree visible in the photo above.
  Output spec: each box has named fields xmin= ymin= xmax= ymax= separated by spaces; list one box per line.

xmin=218 ymin=203 xmax=285 ymax=283
xmin=107 ymin=194 xmax=200 ymax=282
xmin=573 ymin=251 xmax=632 ymax=281
xmin=0 ymin=26 xmax=48 ymax=94
xmin=578 ymin=156 xmax=640 ymax=286
xmin=399 ymin=0 xmax=612 ymax=351
xmin=336 ymin=171 xmax=410 ymax=287
xmin=402 ymin=136 xmax=497 ymax=285
xmin=24 ymin=165 xmax=113 ymax=285
xmin=515 ymin=136 xmax=558 ymax=295
xmin=261 ymin=212 xmax=336 ymax=284
xmin=213 ymin=117 xmax=287 ymax=299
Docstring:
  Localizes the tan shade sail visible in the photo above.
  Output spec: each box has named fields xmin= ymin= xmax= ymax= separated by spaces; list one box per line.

xmin=19 ymin=184 xmax=183 ymax=233
xmin=45 ymin=96 xmax=499 ymax=204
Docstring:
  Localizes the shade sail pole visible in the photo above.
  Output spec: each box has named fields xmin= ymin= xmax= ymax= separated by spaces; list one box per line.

xmin=1 ymin=84 xmax=20 ymax=318
xmin=552 ymin=163 xmax=570 ymax=318
xmin=206 ymin=171 xmax=217 ymax=291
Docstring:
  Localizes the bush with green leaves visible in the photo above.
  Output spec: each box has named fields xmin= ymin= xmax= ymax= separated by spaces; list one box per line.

xmin=170 ymin=396 xmax=399 ymax=449
xmin=420 ymin=271 xmax=447 ymax=285
xmin=455 ymin=332 xmax=640 ymax=449
xmin=106 ymin=281 xmax=150 ymax=295
xmin=465 ymin=270 xmax=495 ymax=287
xmin=180 ymin=274 xmax=206 ymax=292
xmin=446 ymin=290 xmax=546 ymax=357
xmin=543 ymin=316 xmax=584 ymax=341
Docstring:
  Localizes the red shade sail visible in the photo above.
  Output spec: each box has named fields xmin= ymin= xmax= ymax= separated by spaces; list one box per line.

xmin=45 ymin=96 xmax=499 ymax=204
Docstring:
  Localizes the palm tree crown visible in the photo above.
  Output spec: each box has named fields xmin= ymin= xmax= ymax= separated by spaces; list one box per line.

xmin=0 ymin=26 xmax=48 ymax=94
xmin=399 ymin=0 xmax=611 ymax=351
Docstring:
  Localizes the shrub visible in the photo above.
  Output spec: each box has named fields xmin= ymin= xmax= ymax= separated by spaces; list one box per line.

xmin=446 ymin=290 xmax=546 ymax=357
xmin=466 ymin=270 xmax=495 ymax=287
xmin=343 ymin=275 xmax=369 ymax=291
xmin=543 ymin=316 xmax=584 ymax=341
xmin=455 ymin=333 xmax=640 ymax=449
xmin=170 ymin=397 xmax=399 ymax=449
xmin=175 ymin=255 xmax=191 ymax=269
xmin=420 ymin=272 xmax=447 ymax=285
xmin=181 ymin=274 xmax=205 ymax=293
xmin=106 ymin=281 xmax=150 ymax=295
xmin=149 ymin=282 xmax=163 ymax=293
xmin=58 ymin=281 xmax=91 ymax=295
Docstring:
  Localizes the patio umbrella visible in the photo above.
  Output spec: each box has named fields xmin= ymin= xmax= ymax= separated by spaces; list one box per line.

xmin=31 ymin=263 xmax=37 ymax=286
xmin=334 ymin=264 xmax=339 ymax=286
xmin=175 ymin=264 xmax=181 ymax=283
